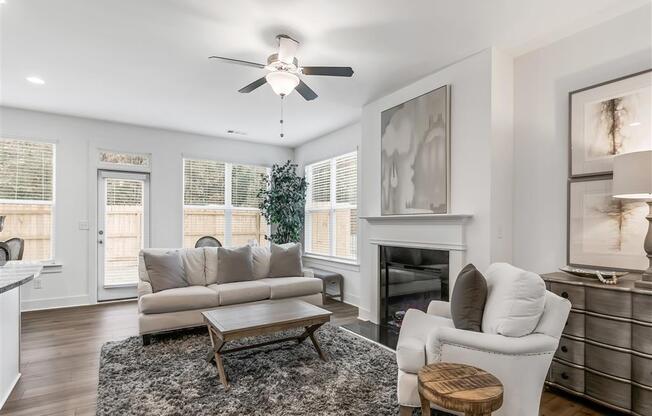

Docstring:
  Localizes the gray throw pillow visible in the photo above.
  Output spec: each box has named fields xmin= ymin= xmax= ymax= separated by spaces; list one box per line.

xmin=143 ymin=251 xmax=188 ymax=293
xmin=450 ymin=263 xmax=487 ymax=332
xmin=217 ymin=245 xmax=254 ymax=284
xmin=269 ymin=243 xmax=303 ymax=278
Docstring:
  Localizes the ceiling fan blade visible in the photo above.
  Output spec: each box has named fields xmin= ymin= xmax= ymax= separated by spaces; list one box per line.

xmin=277 ymin=35 xmax=299 ymax=64
xmin=301 ymin=66 xmax=354 ymax=77
xmin=295 ymin=80 xmax=318 ymax=101
xmin=209 ymin=56 xmax=265 ymax=69
xmin=238 ymin=77 xmax=267 ymax=93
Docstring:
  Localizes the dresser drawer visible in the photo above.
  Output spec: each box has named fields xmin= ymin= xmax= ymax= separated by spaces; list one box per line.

xmin=586 ymin=314 xmax=631 ymax=349
xmin=585 ymin=371 xmax=631 ymax=410
xmin=551 ymin=283 xmax=585 ymax=309
xmin=585 ymin=343 xmax=630 ymax=379
xmin=550 ymin=360 xmax=584 ymax=393
xmin=632 ymin=354 xmax=652 ymax=388
xmin=555 ymin=337 xmax=584 ymax=366
xmin=633 ymin=384 xmax=652 ymax=416
xmin=586 ymin=286 xmax=631 ymax=318
xmin=563 ymin=311 xmax=585 ymax=338
xmin=633 ymin=292 xmax=652 ymax=323
xmin=633 ymin=323 xmax=652 ymax=356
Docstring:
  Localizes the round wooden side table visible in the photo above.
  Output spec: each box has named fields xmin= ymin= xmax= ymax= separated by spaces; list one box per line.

xmin=417 ymin=362 xmax=503 ymax=416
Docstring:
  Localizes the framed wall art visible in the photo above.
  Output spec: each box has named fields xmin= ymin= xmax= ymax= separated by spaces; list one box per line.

xmin=569 ymin=69 xmax=651 ymax=177
xmin=568 ymin=176 xmax=648 ymax=271
xmin=380 ymin=85 xmax=450 ymax=215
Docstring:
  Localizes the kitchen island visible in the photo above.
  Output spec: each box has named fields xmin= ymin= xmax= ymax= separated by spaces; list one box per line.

xmin=0 ymin=263 xmax=42 ymax=409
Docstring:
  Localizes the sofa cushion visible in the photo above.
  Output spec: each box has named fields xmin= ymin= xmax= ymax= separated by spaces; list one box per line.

xmin=139 ymin=286 xmax=218 ymax=314
xmin=450 ymin=263 xmax=487 ymax=332
xmin=251 ymin=246 xmax=271 ymax=279
xmin=181 ymin=248 xmax=207 ymax=286
xmin=258 ymin=277 xmax=322 ymax=299
xmin=217 ymin=245 xmax=254 ymax=284
xmin=143 ymin=251 xmax=188 ymax=293
xmin=208 ymin=281 xmax=271 ymax=306
xmin=482 ymin=262 xmax=546 ymax=337
xmin=268 ymin=243 xmax=303 ymax=278
xmin=204 ymin=247 xmax=218 ymax=285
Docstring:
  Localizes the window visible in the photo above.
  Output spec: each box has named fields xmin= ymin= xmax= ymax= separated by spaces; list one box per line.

xmin=305 ymin=151 xmax=358 ymax=261
xmin=183 ymin=159 xmax=268 ymax=247
xmin=0 ymin=139 xmax=55 ymax=261
xmin=99 ymin=150 xmax=151 ymax=171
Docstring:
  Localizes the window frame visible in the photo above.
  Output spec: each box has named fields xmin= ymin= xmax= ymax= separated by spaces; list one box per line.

xmin=182 ymin=158 xmax=270 ymax=247
xmin=304 ymin=151 xmax=358 ymax=262
xmin=0 ymin=137 xmax=57 ymax=263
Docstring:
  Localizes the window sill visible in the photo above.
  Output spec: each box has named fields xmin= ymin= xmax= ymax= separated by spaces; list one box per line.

xmin=302 ymin=254 xmax=360 ymax=271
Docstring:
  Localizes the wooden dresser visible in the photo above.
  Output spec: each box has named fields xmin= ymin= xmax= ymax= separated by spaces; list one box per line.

xmin=542 ymin=272 xmax=652 ymax=415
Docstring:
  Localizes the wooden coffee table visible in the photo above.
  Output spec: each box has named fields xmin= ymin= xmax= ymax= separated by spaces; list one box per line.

xmin=202 ymin=299 xmax=332 ymax=389
xmin=418 ymin=363 xmax=503 ymax=416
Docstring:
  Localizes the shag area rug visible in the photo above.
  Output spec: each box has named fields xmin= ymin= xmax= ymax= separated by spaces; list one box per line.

xmin=97 ymin=324 xmax=400 ymax=415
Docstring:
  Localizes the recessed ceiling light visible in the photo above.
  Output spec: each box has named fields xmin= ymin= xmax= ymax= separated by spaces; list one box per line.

xmin=0 ymin=1 xmax=6 ymax=5
xmin=26 ymin=76 xmax=45 ymax=85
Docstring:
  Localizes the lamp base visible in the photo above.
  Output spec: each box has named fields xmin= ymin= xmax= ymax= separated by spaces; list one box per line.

xmin=635 ymin=274 xmax=652 ymax=290
xmin=635 ymin=201 xmax=652 ymax=290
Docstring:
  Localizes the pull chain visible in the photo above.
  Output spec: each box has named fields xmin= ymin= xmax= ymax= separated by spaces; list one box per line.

xmin=279 ymin=95 xmax=285 ymax=139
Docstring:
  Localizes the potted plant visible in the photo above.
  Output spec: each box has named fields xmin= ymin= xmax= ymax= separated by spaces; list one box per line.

xmin=258 ymin=161 xmax=307 ymax=244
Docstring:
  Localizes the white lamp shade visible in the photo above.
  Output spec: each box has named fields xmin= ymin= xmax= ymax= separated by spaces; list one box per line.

xmin=265 ymin=71 xmax=299 ymax=96
xmin=613 ymin=150 xmax=652 ymax=199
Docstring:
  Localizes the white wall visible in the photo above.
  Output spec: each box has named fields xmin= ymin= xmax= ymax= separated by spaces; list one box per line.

xmin=358 ymin=49 xmax=500 ymax=320
xmin=512 ymin=6 xmax=652 ymax=273
xmin=0 ymin=106 xmax=293 ymax=310
xmin=293 ymin=123 xmax=362 ymax=306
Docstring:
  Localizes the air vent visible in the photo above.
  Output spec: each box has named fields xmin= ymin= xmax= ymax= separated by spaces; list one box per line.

xmin=227 ymin=129 xmax=247 ymax=136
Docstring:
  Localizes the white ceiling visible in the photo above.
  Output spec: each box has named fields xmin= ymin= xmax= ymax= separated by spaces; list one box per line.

xmin=1 ymin=0 xmax=648 ymax=146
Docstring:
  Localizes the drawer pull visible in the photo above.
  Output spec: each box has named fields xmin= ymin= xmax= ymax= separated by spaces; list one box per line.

xmin=561 ymin=346 xmax=568 ymax=353
xmin=561 ymin=372 xmax=569 ymax=380
xmin=561 ymin=292 xmax=569 ymax=299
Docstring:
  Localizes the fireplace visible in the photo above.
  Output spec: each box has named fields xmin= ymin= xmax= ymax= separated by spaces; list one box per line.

xmin=379 ymin=246 xmax=449 ymax=329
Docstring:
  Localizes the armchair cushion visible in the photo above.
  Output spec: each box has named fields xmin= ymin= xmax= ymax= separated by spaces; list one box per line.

xmin=482 ymin=263 xmax=546 ymax=337
xmin=450 ymin=263 xmax=487 ymax=332
xmin=396 ymin=309 xmax=454 ymax=373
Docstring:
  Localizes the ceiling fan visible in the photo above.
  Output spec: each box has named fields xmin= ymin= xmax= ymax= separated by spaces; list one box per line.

xmin=209 ymin=34 xmax=354 ymax=101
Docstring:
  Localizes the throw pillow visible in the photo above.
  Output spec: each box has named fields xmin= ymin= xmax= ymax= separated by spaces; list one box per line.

xmin=143 ymin=251 xmax=188 ymax=293
xmin=217 ymin=245 xmax=254 ymax=284
xmin=450 ymin=263 xmax=487 ymax=332
xmin=251 ymin=246 xmax=271 ymax=279
xmin=268 ymin=243 xmax=303 ymax=277
xmin=481 ymin=262 xmax=546 ymax=337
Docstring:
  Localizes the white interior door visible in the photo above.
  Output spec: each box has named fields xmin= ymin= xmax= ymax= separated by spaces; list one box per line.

xmin=97 ymin=170 xmax=150 ymax=301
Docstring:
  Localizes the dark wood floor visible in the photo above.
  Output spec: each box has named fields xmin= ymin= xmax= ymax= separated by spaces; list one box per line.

xmin=0 ymin=300 xmax=607 ymax=416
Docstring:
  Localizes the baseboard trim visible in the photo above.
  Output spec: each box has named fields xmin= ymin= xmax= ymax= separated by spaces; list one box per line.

xmin=0 ymin=373 xmax=20 ymax=410
xmin=21 ymin=295 xmax=91 ymax=312
xmin=338 ymin=326 xmax=396 ymax=354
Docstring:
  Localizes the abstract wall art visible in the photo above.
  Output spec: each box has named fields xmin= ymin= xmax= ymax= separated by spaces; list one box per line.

xmin=569 ymin=177 xmax=648 ymax=271
xmin=570 ymin=69 xmax=652 ymax=177
xmin=380 ymin=85 xmax=450 ymax=215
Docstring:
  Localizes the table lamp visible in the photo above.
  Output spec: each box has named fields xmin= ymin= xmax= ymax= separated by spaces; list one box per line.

xmin=613 ymin=150 xmax=652 ymax=289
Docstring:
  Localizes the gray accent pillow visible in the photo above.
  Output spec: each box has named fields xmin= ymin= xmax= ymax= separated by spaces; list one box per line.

xmin=269 ymin=243 xmax=303 ymax=278
xmin=217 ymin=245 xmax=254 ymax=284
xmin=450 ymin=263 xmax=487 ymax=332
xmin=143 ymin=251 xmax=188 ymax=293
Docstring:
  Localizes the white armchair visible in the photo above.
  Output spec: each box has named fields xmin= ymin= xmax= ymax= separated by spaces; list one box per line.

xmin=396 ymin=264 xmax=571 ymax=416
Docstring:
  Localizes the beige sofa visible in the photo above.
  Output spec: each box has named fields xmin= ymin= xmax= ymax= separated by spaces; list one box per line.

xmin=137 ymin=246 xmax=322 ymax=345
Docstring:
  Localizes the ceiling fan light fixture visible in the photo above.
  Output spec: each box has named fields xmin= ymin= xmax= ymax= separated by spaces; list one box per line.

xmin=265 ymin=71 xmax=299 ymax=96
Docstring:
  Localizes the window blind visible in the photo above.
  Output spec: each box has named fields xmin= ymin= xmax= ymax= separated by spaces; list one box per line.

xmin=183 ymin=159 xmax=225 ymax=206
xmin=307 ymin=160 xmax=331 ymax=209
xmin=304 ymin=151 xmax=358 ymax=261
xmin=106 ymin=179 xmax=143 ymax=206
xmin=335 ymin=153 xmax=357 ymax=205
xmin=231 ymin=164 xmax=268 ymax=208
xmin=0 ymin=139 xmax=54 ymax=202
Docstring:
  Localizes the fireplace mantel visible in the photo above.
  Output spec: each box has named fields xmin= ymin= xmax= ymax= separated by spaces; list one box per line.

xmin=360 ymin=213 xmax=472 ymax=223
